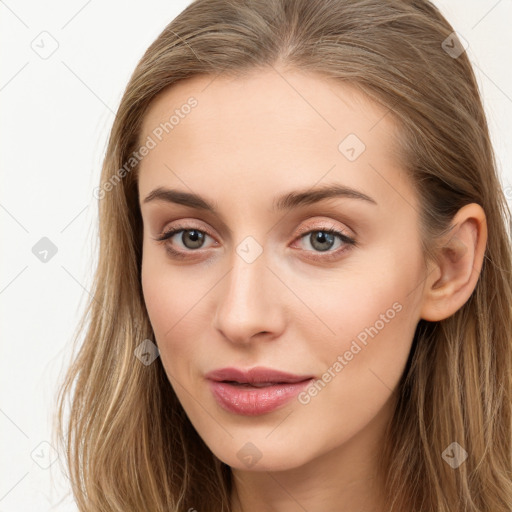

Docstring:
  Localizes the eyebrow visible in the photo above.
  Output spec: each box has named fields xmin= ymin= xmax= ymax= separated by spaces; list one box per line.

xmin=142 ymin=183 xmax=377 ymax=211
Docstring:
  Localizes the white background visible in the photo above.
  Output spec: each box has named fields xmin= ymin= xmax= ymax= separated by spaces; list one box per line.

xmin=1 ymin=1 xmax=511 ymax=510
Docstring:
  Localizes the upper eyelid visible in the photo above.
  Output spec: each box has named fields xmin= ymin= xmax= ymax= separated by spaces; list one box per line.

xmin=155 ymin=223 xmax=215 ymax=242
xmin=156 ymin=214 xmax=355 ymax=237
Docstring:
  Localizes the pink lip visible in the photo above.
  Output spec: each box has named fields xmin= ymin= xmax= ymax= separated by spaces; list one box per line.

xmin=205 ymin=366 xmax=314 ymax=416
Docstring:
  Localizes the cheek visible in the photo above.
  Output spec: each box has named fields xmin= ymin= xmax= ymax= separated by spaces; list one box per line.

xmin=297 ymin=265 xmax=416 ymax=351
xmin=297 ymin=251 xmax=422 ymax=395
xmin=141 ymin=254 xmax=172 ymax=335
xmin=142 ymin=243 xmax=191 ymax=330
xmin=141 ymin=252 xmax=211 ymax=371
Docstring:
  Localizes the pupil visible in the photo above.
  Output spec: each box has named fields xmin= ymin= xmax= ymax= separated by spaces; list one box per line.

xmin=183 ymin=229 xmax=204 ymax=248
xmin=312 ymin=231 xmax=334 ymax=251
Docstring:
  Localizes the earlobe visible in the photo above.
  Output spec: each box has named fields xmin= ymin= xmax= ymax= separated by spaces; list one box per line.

xmin=420 ymin=203 xmax=487 ymax=322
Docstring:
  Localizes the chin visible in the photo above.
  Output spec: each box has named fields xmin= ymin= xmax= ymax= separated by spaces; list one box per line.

xmin=210 ymin=437 xmax=314 ymax=473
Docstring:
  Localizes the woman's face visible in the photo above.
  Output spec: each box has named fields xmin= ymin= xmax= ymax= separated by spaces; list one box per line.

xmin=138 ymin=69 xmax=428 ymax=472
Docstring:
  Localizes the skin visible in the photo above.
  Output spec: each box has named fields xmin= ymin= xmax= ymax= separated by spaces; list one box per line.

xmin=137 ymin=67 xmax=487 ymax=512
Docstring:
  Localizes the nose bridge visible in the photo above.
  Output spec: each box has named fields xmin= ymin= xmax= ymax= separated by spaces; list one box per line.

xmin=213 ymin=241 xmax=283 ymax=343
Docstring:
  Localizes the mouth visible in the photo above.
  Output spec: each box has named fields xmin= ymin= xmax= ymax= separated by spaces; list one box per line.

xmin=205 ymin=367 xmax=315 ymax=415
xmin=205 ymin=366 xmax=314 ymax=386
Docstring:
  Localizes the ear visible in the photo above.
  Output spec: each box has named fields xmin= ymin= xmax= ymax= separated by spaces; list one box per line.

xmin=420 ymin=203 xmax=487 ymax=322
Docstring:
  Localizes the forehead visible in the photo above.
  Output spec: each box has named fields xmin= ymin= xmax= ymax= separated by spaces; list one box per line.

xmin=140 ymin=68 xmax=398 ymax=148
xmin=137 ymin=68 xmax=413 ymax=216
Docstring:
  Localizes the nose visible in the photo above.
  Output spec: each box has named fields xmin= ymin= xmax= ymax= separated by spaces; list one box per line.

xmin=212 ymin=247 xmax=286 ymax=345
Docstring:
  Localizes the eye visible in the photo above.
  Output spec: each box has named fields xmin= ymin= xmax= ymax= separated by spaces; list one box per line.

xmin=292 ymin=227 xmax=357 ymax=260
xmin=153 ymin=224 xmax=216 ymax=257
xmin=153 ymin=223 xmax=357 ymax=261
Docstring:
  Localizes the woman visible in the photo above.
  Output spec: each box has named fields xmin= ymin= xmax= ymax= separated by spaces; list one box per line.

xmin=54 ymin=0 xmax=512 ymax=510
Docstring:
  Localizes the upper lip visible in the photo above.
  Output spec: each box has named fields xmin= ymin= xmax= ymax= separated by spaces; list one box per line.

xmin=205 ymin=366 xmax=314 ymax=384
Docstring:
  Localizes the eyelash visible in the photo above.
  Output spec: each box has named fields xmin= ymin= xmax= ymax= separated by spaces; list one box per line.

xmin=153 ymin=223 xmax=357 ymax=261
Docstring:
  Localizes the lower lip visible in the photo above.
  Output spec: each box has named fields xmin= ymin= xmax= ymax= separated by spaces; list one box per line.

xmin=208 ymin=379 xmax=313 ymax=415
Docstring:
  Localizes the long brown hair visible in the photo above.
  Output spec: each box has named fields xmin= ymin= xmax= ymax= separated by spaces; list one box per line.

xmin=54 ymin=0 xmax=512 ymax=510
